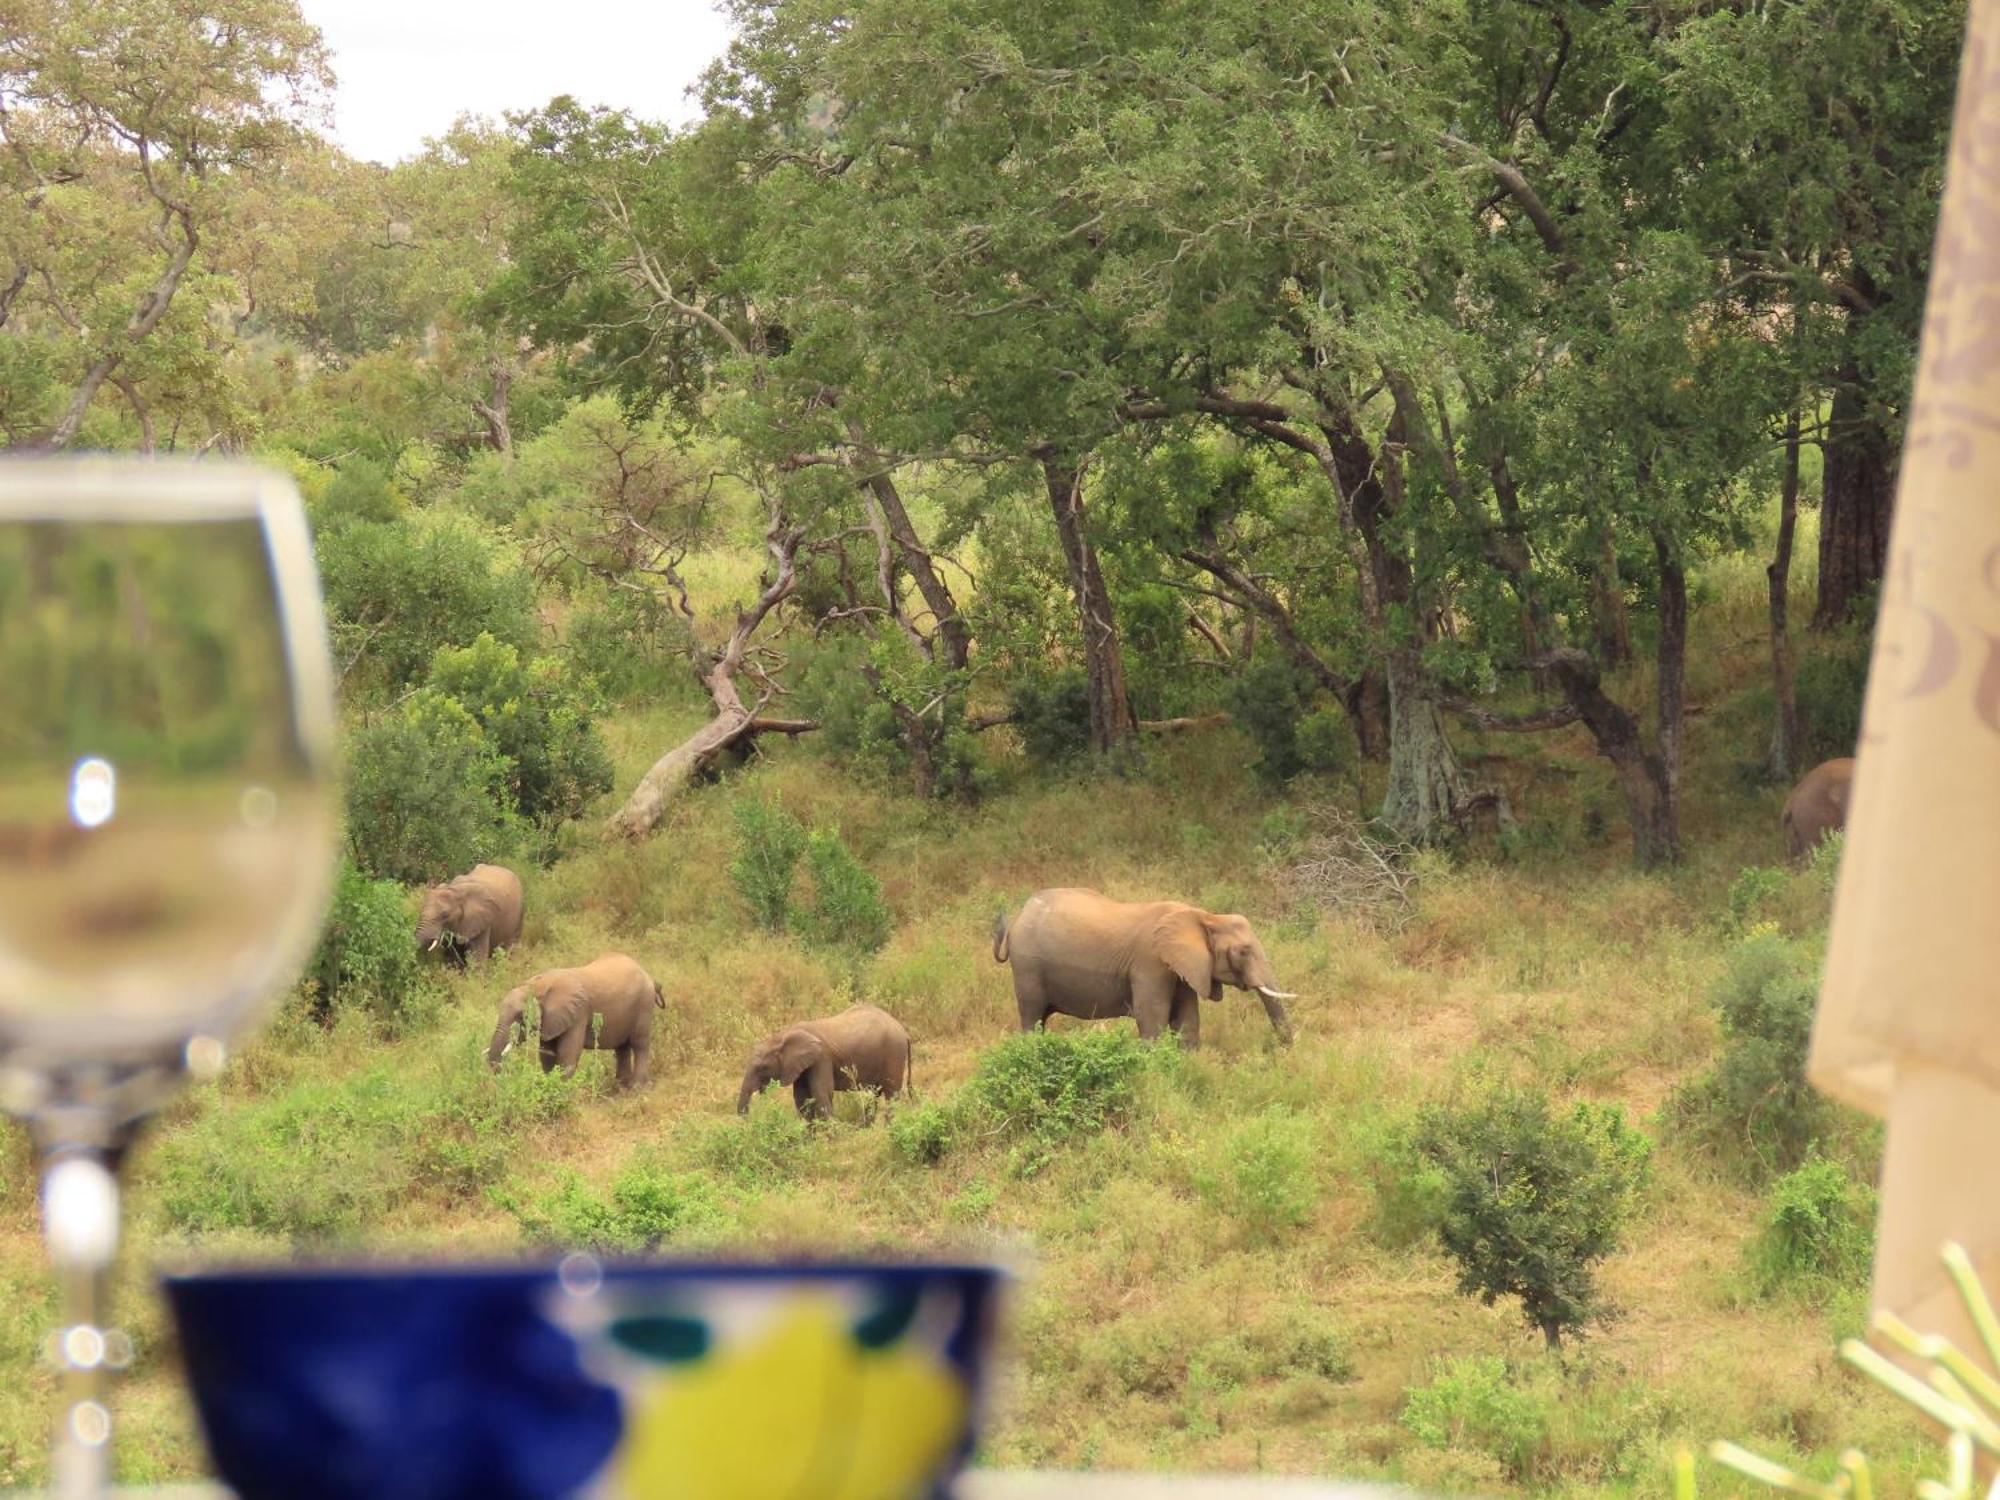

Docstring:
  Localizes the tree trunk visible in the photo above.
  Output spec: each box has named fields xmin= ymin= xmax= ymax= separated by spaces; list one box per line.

xmin=607 ymin=509 xmax=814 ymax=837
xmin=1379 ymin=644 xmax=1471 ymax=839
xmin=1041 ymin=455 xmax=1134 ymax=755
xmin=848 ymin=422 xmax=971 ymax=671
xmin=1814 ymin=352 xmax=1895 ymax=629
xmin=1344 ymin=670 xmax=1390 ymax=762
xmin=472 ymin=361 xmax=513 ymax=456
xmin=1651 ymin=526 xmax=1688 ymax=850
xmin=1767 ymin=412 xmax=1804 ymax=779
xmin=1594 ymin=522 xmax=1632 ymax=667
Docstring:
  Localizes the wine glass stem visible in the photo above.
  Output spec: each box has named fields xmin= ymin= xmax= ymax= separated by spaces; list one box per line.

xmin=41 ymin=1149 xmax=119 ymax=1500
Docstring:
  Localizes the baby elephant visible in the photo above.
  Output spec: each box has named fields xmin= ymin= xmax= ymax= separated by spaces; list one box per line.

xmin=737 ymin=1004 xmax=911 ymax=1121
xmin=489 ymin=952 xmax=665 ymax=1089
xmin=1782 ymin=756 xmax=1855 ymax=859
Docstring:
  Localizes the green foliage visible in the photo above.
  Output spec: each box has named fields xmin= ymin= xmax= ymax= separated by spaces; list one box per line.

xmin=1725 ymin=865 xmax=1789 ymax=931
xmin=888 ymin=1099 xmax=960 ymax=1167
xmin=564 ymin=591 xmax=691 ymax=705
xmin=1413 ymin=1091 xmax=1652 ymax=1348
xmin=1228 ymin=654 xmax=1325 ymax=785
xmin=316 ymin=515 xmax=537 ymax=696
xmin=425 ymin=633 xmax=614 ymax=825
xmin=695 ymin=1096 xmax=813 ymax=1187
xmin=1746 ymin=1157 xmax=1876 ymax=1302
xmin=1794 ymin=637 xmax=1870 ymax=764
xmin=303 ymin=860 xmax=437 ymax=1032
xmin=1007 ymin=670 xmax=1093 ymax=766
xmin=316 ymin=458 xmax=404 ymax=529
xmin=499 ymin=1157 xmax=728 ymax=1251
xmin=1400 ymin=1356 xmax=1550 ymax=1483
xmin=795 ymin=829 xmax=893 ymax=956
xmin=729 ymin=795 xmax=806 ymax=932
xmin=1192 ymin=1104 xmax=1320 ymax=1241
xmin=1671 ymin=930 xmax=1837 ymax=1180
xmin=344 ymin=693 xmax=520 ymax=884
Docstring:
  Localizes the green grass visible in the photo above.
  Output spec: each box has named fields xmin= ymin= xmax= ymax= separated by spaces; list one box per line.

xmin=0 ymin=553 xmax=1921 ymax=1493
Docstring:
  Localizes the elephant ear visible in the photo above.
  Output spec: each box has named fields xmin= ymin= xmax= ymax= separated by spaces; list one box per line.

xmin=537 ymin=978 xmax=589 ymax=1039
xmin=1155 ymin=909 xmax=1219 ymax=1001
xmin=776 ymin=1030 xmax=826 ymax=1084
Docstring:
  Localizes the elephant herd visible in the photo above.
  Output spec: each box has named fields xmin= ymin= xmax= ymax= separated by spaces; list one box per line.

xmin=415 ymin=867 xmax=1300 ymax=1121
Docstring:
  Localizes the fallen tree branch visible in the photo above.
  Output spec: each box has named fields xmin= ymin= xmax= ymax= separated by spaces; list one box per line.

xmin=1440 ymin=696 xmax=1582 ymax=733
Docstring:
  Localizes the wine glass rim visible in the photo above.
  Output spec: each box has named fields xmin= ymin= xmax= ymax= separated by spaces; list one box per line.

xmin=0 ymin=455 xmax=294 ymax=521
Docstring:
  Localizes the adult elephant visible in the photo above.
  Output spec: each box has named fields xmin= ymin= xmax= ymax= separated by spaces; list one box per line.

xmin=737 ymin=1004 xmax=912 ymax=1121
xmin=994 ymin=888 xmax=1296 ymax=1050
xmin=416 ymin=863 xmax=524 ymax=967
xmin=1782 ymin=757 xmax=1855 ymax=859
xmin=488 ymin=953 xmax=665 ymax=1089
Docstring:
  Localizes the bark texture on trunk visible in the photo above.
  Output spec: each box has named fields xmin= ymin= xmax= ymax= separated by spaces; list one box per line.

xmin=1041 ymin=455 xmax=1134 ymax=755
xmin=1814 ymin=355 xmax=1896 ymax=629
xmin=1767 ymin=411 xmax=1804 ymax=779
xmin=848 ymin=422 xmax=971 ymax=671
xmin=1594 ymin=523 xmax=1632 ymax=667
xmin=1378 ymin=645 xmax=1471 ymax=840
xmin=472 ymin=361 xmax=513 ymax=456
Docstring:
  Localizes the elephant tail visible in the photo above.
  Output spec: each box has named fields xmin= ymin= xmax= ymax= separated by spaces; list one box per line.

xmin=992 ymin=909 xmax=1011 ymax=964
xmin=653 ymin=980 xmax=666 ymax=1010
xmin=906 ymin=1036 xmax=916 ymax=1094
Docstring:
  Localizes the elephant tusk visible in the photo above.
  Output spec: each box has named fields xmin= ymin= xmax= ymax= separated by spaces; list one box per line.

xmin=1257 ymin=986 xmax=1298 ymax=1001
xmin=428 ymin=937 xmax=440 ymax=952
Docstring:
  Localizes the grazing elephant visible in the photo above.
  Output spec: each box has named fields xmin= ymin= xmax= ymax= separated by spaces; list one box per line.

xmin=488 ymin=953 xmax=665 ymax=1089
xmin=416 ymin=863 xmax=524 ymax=967
xmin=737 ymin=1004 xmax=912 ymax=1121
xmin=994 ymin=888 xmax=1297 ymax=1050
xmin=1782 ymin=757 xmax=1855 ymax=859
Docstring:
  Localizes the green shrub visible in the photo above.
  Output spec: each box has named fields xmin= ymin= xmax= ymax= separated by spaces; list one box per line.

xmin=425 ymin=633 xmax=614 ymax=825
xmin=1008 ymin=670 xmax=1093 ymax=765
xmin=315 ymin=458 xmax=403 ymax=529
xmin=565 ymin=591 xmax=691 ymax=705
xmin=499 ymin=1157 xmax=728 ymax=1251
xmin=316 ymin=514 xmax=537 ymax=696
xmin=1670 ymin=929 xmax=1836 ymax=1180
xmin=344 ymin=693 xmax=520 ymax=884
xmin=1400 ymin=1355 xmax=1550 ymax=1483
xmin=796 ymin=829 xmax=893 ymax=955
xmin=888 ymin=1099 xmax=960 ymax=1166
xmin=1808 ymin=830 xmax=1845 ymax=891
xmin=1795 ymin=635 xmax=1869 ymax=763
xmin=1228 ymin=653 xmax=1318 ymax=785
xmin=729 ymin=795 xmax=806 ymax=932
xmin=1747 ymin=1156 xmax=1876 ymax=1301
xmin=1413 ymin=1090 xmax=1652 ymax=1349
xmin=1725 ymin=864 xmax=1789 ymax=931
xmin=1194 ymin=1105 xmax=1320 ymax=1241
xmin=303 ymin=860 xmax=438 ymax=1032
xmin=695 ymin=1097 xmax=813 ymax=1187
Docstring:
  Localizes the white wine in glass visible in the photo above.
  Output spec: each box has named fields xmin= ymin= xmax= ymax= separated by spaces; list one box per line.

xmin=0 ymin=459 xmax=338 ymax=1499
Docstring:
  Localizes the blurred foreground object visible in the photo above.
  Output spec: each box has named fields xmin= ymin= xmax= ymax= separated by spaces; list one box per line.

xmin=164 ymin=1260 xmax=1004 ymax=1500
xmin=0 ymin=459 xmax=338 ymax=1500
xmin=1808 ymin=0 xmax=2000 ymax=1385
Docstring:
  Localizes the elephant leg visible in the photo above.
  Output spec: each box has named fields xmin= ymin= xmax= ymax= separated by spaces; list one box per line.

xmin=1130 ymin=973 xmax=1175 ymax=1042
xmin=468 ymin=931 xmax=492 ymax=964
xmin=629 ymin=1038 xmax=649 ymax=1089
xmin=538 ymin=1041 xmax=558 ymax=1074
xmin=793 ymin=1076 xmax=819 ymax=1121
xmin=614 ymin=1044 xmax=635 ymax=1090
xmin=554 ymin=1025 xmax=588 ymax=1077
xmin=1168 ymin=987 xmax=1202 ymax=1051
xmin=1013 ymin=970 xmax=1051 ymax=1033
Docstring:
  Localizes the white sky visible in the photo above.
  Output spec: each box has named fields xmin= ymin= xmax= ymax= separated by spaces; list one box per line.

xmin=301 ymin=0 xmax=736 ymax=164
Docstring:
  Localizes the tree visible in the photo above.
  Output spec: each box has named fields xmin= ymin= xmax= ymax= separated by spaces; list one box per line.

xmin=0 ymin=0 xmax=331 ymax=449
xmin=1414 ymin=1090 xmax=1652 ymax=1350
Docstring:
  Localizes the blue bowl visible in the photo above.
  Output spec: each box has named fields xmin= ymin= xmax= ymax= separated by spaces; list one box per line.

xmin=162 ymin=1258 xmax=1007 ymax=1500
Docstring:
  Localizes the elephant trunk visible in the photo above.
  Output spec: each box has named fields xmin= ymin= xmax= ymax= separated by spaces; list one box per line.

xmin=416 ymin=916 xmax=443 ymax=952
xmin=1254 ymin=986 xmax=1296 ymax=1046
xmin=737 ymin=1069 xmax=763 ymax=1115
xmin=488 ymin=997 xmax=527 ymax=1070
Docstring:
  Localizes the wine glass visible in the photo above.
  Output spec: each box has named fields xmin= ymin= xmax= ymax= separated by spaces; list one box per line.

xmin=0 ymin=457 xmax=338 ymax=1499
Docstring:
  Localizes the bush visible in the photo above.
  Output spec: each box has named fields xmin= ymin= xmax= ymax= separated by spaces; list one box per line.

xmin=888 ymin=1100 xmax=960 ymax=1167
xmin=1228 ymin=653 xmax=1319 ymax=785
xmin=695 ymin=1097 xmax=813 ymax=1188
xmin=1725 ymin=865 xmax=1789 ymax=932
xmin=795 ymin=830 xmax=893 ymax=955
xmin=1400 ymin=1356 xmax=1550 ymax=1483
xmin=315 ymin=458 xmax=404 ymax=529
xmin=564 ymin=591 xmax=691 ymax=705
xmin=1747 ymin=1156 xmax=1876 ymax=1301
xmin=1795 ymin=634 xmax=1869 ymax=763
xmin=729 ymin=796 xmax=806 ymax=932
xmin=344 ymin=693 xmax=520 ymax=884
xmin=303 ymin=860 xmax=438 ymax=1032
xmin=499 ymin=1157 xmax=728 ymax=1251
xmin=425 ymin=633 xmax=614 ymax=825
xmin=1670 ymin=929 xmax=1835 ymax=1180
xmin=316 ymin=514 xmax=536 ymax=696
xmin=1413 ymin=1090 xmax=1652 ymax=1349
xmin=1008 ymin=670 xmax=1093 ymax=765
xmin=1193 ymin=1105 xmax=1320 ymax=1241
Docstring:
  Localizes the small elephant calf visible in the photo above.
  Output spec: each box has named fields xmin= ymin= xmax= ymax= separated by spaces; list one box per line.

xmin=737 ymin=1004 xmax=911 ymax=1121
